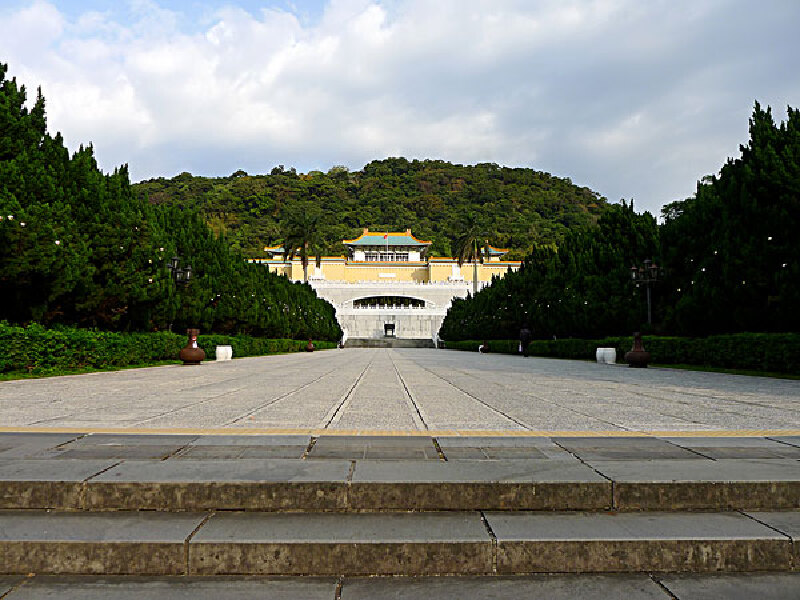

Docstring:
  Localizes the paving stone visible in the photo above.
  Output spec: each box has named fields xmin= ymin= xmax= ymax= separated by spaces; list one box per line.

xmin=49 ymin=445 xmax=186 ymax=460
xmin=485 ymin=511 xmax=791 ymax=573
xmin=340 ymin=575 xmax=669 ymax=599
xmin=309 ymin=436 xmax=439 ymax=459
xmin=436 ymin=436 xmax=562 ymax=448
xmin=554 ymin=437 xmax=703 ymax=460
xmin=86 ymin=459 xmax=351 ymax=510
xmin=771 ymin=436 xmax=800 ymax=448
xmin=172 ymin=445 xmax=307 ymax=459
xmin=745 ymin=511 xmax=800 ymax=562
xmin=589 ymin=459 xmax=800 ymax=510
xmin=189 ymin=512 xmax=492 ymax=576
xmin=661 ymin=437 xmax=800 ymax=459
xmin=438 ymin=438 xmax=573 ymax=460
xmin=660 ymin=437 xmax=794 ymax=448
xmin=0 ymin=459 xmax=119 ymax=509
xmin=481 ymin=448 xmax=552 ymax=459
xmin=659 ymin=573 xmax=800 ymax=600
xmin=187 ymin=435 xmax=312 ymax=446
xmin=70 ymin=435 xmax=199 ymax=446
xmin=0 ymin=433 xmax=84 ymax=458
xmin=1 ymin=577 xmax=24 ymax=596
xmin=0 ymin=511 xmax=206 ymax=575
xmin=349 ymin=459 xmax=610 ymax=510
xmin=686 ymin=447 xmax=800 ymax=459
xmin=313 ymin=436 xmax=436 ymax=448
xmin=438 ymin=447 xmax=489 ymax=459
xmin=4 ymin=576 xmax=338 ymax=599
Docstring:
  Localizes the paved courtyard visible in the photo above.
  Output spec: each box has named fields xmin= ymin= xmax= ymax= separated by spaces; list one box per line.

xmin=1 ymin=348 xmax=798 ymax=434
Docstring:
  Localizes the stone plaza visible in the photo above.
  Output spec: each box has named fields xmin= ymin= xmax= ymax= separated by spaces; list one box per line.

xmin=2 ymin=348 xmax=799 ymax=433
xmin=1 ymin=349 xmax=799 ymax=598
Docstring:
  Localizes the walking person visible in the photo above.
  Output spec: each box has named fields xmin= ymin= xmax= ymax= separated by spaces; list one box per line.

xmin=519 ymin=324 xmax=533 ymax=357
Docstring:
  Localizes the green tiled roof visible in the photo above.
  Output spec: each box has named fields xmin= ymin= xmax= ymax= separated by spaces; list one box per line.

xmin=344 ymin=232 xmax=431 ymax=246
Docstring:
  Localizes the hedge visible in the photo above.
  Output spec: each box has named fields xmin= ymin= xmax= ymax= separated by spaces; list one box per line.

xmin=0 ymin=323 xmax=335 ymax=374
xmin=443 ymin=333 xmax=800 ymax=375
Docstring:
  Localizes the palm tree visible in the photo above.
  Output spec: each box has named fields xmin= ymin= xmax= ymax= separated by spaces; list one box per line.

xmin=282 ymin=212 xmax=324 ymax=282
xmin=455 ymin=215 xmax=492 ymax=295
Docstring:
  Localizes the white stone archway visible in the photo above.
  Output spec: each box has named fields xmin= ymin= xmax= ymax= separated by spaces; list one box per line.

xmin=309 ymin=280 xmax=476 ymax=343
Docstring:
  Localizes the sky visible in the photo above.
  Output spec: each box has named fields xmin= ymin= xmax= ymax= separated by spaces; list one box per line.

xmin=1 ymin=0 xmax=799 ymax=216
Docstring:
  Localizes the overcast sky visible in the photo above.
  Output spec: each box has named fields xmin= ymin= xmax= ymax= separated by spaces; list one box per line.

xmin=1 ymin=0 xmax=798 ymax=215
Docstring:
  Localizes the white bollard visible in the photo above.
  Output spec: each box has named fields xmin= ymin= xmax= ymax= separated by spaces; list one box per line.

xmin=603 ymin=347 xmax=616 ymax=364
xmin=216 ymin=345 xmax=233 ymax=361
xmin=596 ymin=347 xmax=616 ymax=364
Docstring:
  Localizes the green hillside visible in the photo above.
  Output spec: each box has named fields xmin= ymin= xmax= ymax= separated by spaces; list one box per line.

xmin=133 ymin=159 xmax=608 ymax=259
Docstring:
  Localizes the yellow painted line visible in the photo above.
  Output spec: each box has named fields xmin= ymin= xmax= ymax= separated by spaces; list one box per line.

xmin=643 ymin=430 xmax=800 ymax=437
xmin=1 ymin=426 xmax=799 ymax=437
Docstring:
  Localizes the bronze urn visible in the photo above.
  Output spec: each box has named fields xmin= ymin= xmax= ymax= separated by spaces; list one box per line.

xmin=179 ymin=328 xmax=206 ymax=365
xmin=624 ymin=332 xmax=651 ymax=368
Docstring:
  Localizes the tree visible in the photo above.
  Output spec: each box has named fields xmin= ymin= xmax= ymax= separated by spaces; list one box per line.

xmin=0 ymin=62 xmax=342 ymax=341
xmin=454 ymin=213 xmax=493 ymax=295
xmin=281 ymin=210 xmax=324 ymax=283
xmin=660 ymin=103 xmax=800 ymax=334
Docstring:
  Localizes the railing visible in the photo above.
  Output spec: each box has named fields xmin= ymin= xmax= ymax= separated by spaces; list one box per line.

xmin=310 ymin=280 xmax=478 ymax=287
xmin=352 ymin=305 xmax=427 ymax=310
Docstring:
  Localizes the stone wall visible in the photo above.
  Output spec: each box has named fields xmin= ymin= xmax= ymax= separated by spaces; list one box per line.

xmin=309 ymin=281 xmax=483 ymax=341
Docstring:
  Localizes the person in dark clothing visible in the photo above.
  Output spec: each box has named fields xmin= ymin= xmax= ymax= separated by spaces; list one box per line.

xmin=519 ymin=324 xmax=533 ymax=357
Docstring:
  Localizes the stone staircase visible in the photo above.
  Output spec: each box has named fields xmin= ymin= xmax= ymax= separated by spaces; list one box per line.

xmin=344 ymin=338 xmax=435 ymax=348
xmin=1 ymin=432 xmax=799 ymax=579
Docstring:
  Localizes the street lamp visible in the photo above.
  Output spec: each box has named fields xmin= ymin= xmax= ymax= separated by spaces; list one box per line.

xmin=166 ymin=255 xmax=204 ymax=365
xmin=630 ymin=259 xmax=661 ymax=326
xmin=167 ymin=256 xmax=192 ymax=286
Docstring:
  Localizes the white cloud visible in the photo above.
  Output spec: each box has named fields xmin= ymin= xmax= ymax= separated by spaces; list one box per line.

xmin=0 ymin=0 xmax=798 ymax=215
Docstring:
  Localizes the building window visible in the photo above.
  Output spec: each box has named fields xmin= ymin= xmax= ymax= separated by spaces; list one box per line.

xmin=361 ymin=250 xmax=410 ymax=262
xmin=353 ymin=296 xmax=425 ymax=309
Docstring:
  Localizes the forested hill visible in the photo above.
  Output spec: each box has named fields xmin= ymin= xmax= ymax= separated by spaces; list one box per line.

xmin=133 ymin=159 xmax=608 ymax=259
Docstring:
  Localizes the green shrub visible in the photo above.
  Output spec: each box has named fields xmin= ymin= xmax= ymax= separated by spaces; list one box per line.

xmin=443 ymin=333 xmax=800 ymax=375
xmin=0 ymin=323 xmax=334 ymax=374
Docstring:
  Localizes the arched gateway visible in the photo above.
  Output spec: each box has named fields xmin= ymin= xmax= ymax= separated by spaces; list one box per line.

xmin=251 ymin=229 xmax=521 ymax=346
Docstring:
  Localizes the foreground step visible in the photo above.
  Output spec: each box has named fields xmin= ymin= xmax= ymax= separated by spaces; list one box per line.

xmin=587 ymin=459 xmax=800 ymax=510
xmin=2 ymin=457 xmax=799 ymax=512
xmin=486 ymin=511 xmax=799 ymax=574
xmin=1 ymin=510 xmax=797 ymax=576
xmin=3 ymin=574 xmax=800 ymax=599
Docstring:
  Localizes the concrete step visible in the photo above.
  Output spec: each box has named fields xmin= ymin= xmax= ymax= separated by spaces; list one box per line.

xmin=2 ymin=457 xmax=799 ymax=512
xmin=344 ymin=338 xmax=435 ymax=348
xmin=4 ymin=573 xmax=800 ymax=599
xmin=0 ymin=510 xmax=797 ymax=576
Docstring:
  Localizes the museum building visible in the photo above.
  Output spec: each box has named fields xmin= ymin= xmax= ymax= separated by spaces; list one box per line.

xmin=250 ymin=229 xmax=521 ymax=346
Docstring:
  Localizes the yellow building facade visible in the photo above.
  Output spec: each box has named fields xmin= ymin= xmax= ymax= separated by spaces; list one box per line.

xmin=251 ymin=228 xmax=521 ymax=285
xmin=249 ymin=229 xmax=521 ymax=345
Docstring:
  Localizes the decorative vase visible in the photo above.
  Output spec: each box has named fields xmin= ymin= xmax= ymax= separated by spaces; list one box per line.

xmin=179 ymin=328 xmax=206 ymax=365
xmin=624 ymin=332 xmax=650 ymax=368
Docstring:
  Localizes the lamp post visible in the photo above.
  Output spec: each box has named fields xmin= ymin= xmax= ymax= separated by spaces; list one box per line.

xmin=167 ymin=256 xmax=192 ymax=287
xmin=630 ymin=259 xmax=661 ymax=326
xmin=166 ymin=255 xmax=204 ymax=365
xmin=166 ymin=255 xmax=192 ymax=332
